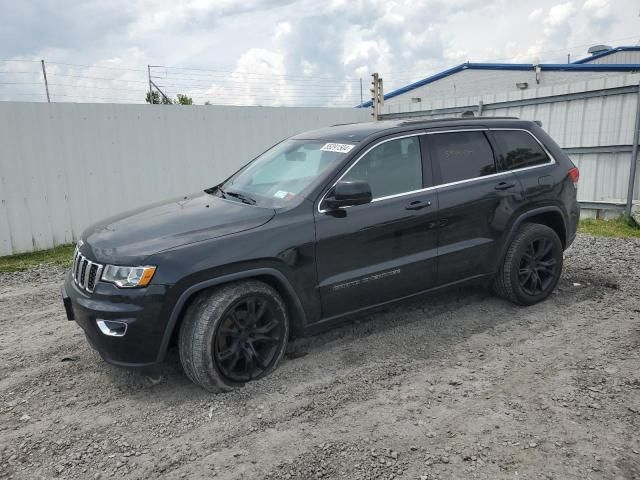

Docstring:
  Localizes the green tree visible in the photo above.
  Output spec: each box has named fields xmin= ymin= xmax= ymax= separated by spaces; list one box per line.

xmin=145 ymin=91 xmax=194 ymax=105
xmin=175 ymin=94 xmax=193 ymax=105
xmin=145 ymin=91 xmax=172 ymax=105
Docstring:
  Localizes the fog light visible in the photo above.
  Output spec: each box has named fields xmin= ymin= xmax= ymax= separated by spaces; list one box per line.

xmin=96 ymin=319 xmax=128 ymax=337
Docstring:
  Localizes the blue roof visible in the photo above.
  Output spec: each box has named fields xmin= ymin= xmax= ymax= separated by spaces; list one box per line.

xmin=359 ymin=55 xmax=640 ymax=108
xmin=572 ymin=46 xmax=640 ymax=64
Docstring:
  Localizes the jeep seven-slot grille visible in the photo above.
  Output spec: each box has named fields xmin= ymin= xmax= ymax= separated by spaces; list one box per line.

xmin=72 ymin=248 xmax=104 ymax=293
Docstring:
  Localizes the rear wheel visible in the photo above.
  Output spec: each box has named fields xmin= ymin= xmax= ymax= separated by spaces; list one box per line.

xmin=179 ymin=280 xmax=289 ymax=392
xmin=493 ymin=223 xmax=563 ymax=306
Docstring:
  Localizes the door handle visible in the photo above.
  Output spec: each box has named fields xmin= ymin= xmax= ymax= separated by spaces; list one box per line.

xmin=494 ymin=181 xmax=516 ymax=191
xmin=405 ymin=200 xmax=431 ymax=211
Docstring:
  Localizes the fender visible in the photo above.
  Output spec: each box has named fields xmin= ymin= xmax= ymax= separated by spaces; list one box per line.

xmin=496 ymin=205 xmax=568 ymax=265
xmin=155 ymin=268 xmax=307 ymax=362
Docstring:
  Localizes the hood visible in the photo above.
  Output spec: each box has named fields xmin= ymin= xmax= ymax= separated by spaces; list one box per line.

xmin=82 ymin=192 xmax=275 ymax=265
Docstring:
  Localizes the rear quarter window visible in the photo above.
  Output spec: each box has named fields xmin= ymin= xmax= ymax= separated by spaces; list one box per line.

xmin=491 ymin=130 xmax=550 ymax=170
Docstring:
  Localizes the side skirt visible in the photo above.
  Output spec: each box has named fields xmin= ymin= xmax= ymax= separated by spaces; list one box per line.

xmin=304 ymin=273 xmax=491 ymax=335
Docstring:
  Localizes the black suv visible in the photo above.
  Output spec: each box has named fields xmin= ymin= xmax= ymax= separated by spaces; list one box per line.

xmin=62 ymin=118 xmax=580 ymax=392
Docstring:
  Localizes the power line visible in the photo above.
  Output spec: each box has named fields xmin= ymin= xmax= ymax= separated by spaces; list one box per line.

xmin=47 ymin=83 xmax=145 ymax=93
xmin=47 ymin=72 xmax=148 ymax=83
xmin=149 ymin=74 xmax=360 ymax=87
xmin=151 ymin=64 xmax=361 ymax=81
xmin=0 ymin=59 xmax=41 ymax=63
xmin=0 ymin=92 xmax=46 ymax=97
xmin=49 ymin=92 xmax=146 ymax=102
xmin=0 ymin=81 xmax=43 ymax=86
xmin=45 ymin=61 xmax=146 ymax=72
xmin=0 ymin=71 xmax=41 ymax=75
xmin=153 ymin=82 xmax=361 ymax=94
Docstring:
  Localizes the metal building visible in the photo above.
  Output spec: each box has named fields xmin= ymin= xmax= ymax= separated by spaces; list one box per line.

xmin=369 ymin=46 xmax=640 ymax=107
xmin=573 ymin=46 xmax=640 ymax=65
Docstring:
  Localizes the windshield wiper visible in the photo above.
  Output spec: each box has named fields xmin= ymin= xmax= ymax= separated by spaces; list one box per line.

xmin=205 ymin=185 xmax=256 ymax=205
xmin=224 ymin=190 xmax=257 ymax=205
xmin=205 ymin=185 xmax=226 ymax=197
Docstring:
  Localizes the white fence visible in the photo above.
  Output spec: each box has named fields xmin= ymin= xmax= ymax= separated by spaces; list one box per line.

xmin=0 ymin=103 xmax=368 ymax=256
xmin=381 ymin=73 xmax=640 ymax=210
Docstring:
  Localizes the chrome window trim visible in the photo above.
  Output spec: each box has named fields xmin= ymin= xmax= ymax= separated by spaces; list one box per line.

xmin=317 ymin=127 xmax=555 ymax=213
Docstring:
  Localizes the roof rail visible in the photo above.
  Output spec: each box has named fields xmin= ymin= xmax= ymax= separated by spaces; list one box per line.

xmin=397 ymin=116 xmax=519 ymax=126
xmin=330 ymin=122 xmax=360 ymax=127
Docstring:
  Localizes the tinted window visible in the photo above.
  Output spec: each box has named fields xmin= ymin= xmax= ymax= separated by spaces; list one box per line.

xmin=429 ymin=131 xmax=496 ymax=184
xmin=342 ymin=137 xmax=422 ymax=199
xmin=492 ymin=130 xmax=549 ymax=170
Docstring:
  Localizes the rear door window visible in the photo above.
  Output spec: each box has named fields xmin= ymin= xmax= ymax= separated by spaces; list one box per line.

xmin=428 ymin=131 xmax=496 ymax=184
xmin=491 ymin=130 xmax=550 ymax=170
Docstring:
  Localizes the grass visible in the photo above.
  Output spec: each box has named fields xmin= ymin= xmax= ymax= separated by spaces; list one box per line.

xmin=0 ymin=244 xmax=75 ymax=273
xmin=579 ymin=216 xmax=640 ymax=239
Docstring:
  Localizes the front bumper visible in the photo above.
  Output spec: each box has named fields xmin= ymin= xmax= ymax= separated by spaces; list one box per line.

xmin=62 ymin=273 xmax=171 ymax=367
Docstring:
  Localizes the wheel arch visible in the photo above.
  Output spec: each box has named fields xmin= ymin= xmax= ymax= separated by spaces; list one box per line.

xmin=156 ymin=268 xmax=307 ymax=363
xmin=498 ymin=206 xmax=568 ymax=266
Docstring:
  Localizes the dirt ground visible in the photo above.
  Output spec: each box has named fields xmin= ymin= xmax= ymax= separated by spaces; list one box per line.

xmin=1 ymin=234 xmax=639 ymax=480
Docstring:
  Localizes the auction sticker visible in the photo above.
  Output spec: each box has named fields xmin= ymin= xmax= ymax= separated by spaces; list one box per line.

xmin=273 ymin=190 xmax=290 ymax=199
xmin=320 ymin=143 xmax=355 ymax=153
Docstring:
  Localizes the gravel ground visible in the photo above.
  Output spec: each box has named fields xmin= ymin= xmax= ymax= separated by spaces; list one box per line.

xmin=1 ymin=234 xmax=639 ymax=480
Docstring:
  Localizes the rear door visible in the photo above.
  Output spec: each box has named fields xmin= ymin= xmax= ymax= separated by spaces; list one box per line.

xmin=427 ymin=129 xmax=523 ymax=285
xmin=314 ymin=133 xmax=440 ymax=319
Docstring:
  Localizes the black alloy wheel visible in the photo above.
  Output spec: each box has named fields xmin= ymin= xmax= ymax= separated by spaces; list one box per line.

xmin=214 ymin=295 xmax=285 ymax=383
xmin=179 ymin=280 xmax=289 ymax=392
xmin=493 ymin=223 xmax=563 ymax=306
xmin=517 ymin=237 xmax=558 ymax=296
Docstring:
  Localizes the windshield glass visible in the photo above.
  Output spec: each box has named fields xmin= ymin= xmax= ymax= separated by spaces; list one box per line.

xmin=216 ymin=139 xmax=353 ymax=208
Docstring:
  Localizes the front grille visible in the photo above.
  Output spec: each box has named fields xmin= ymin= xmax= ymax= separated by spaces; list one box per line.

xmin=72 ymin=247 xmax=104 ymax=293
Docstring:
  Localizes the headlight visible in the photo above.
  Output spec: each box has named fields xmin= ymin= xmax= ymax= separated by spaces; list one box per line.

xmin=101 ymin=265 xmax=157 ymax=288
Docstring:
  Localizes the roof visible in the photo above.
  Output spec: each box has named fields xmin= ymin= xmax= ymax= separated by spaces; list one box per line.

xmin=572 ymin=46 xmax=640 ymax=64
xmin=360 ymin=54 xmax=640 ymax=107
xmin=291 ymin=117 xmax=534 ymax=143
xmin=291 ymin=121 xmax=405 ymax=142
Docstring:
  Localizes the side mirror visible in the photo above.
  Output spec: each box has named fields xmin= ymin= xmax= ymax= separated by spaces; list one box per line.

xmin=324 ymin=180 xmax=372 ymax=210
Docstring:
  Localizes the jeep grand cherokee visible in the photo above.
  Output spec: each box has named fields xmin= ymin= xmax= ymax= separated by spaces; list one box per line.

xmin=62 ymin=118 xmax=580 ymax=392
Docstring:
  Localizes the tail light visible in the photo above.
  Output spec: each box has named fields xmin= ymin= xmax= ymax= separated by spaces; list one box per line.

xmin=568 ymin=167 xmax=579 ymax=183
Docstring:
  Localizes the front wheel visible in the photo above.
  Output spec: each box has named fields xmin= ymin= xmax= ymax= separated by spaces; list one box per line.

xmin=178 ymin=280 xmax=289 ymax=392
xmin=493 ymin=223 xmax=563 ymax=306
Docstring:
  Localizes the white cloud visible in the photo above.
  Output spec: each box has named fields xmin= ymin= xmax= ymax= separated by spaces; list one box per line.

xmin=584 ymin=0 xmax=611 ymax=18
xmin=274 ymin=22 xmax=292 ymax=41
xmin=529 ymin=8 xmax=544 ymax=21
xmin=1 ymin=0 xmax=638 ymax=105
xmin=545 ymin=2 xmax=576 ymax=26
xmin=582 ymin=0 xmax=615 ymax=35
xmin=542 ymin=2 xmax=577 ymax=45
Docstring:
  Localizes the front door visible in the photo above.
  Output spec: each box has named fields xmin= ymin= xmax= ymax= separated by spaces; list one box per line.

xmin=314 ymin=134 xmax=439 ymax=319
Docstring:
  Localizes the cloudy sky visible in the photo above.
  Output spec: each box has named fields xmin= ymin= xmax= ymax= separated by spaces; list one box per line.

xmin=0 ymin=0 xmax=638 ymax=106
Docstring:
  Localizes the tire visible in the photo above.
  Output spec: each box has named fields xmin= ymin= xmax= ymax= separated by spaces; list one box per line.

xmin=178 ymin=280 xmax=289 ymax=392
xmin=493 ymin=223 xmax=563 ymax=306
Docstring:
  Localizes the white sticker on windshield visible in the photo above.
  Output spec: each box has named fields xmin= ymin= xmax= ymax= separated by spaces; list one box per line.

xmin=320 ymin=142 xmax=355 ymax=153
xmin=273 ymin=190 xmax=289 ymax=199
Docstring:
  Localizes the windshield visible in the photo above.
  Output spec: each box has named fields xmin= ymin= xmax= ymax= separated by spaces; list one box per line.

xmin=215 ymin=139 xmax=353 ymax=208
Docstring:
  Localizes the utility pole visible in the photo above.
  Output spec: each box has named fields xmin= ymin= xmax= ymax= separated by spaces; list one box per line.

xmin=625 ymin=81 xmax=640 ymax=218
xmin=147 ymin=65 xmax=153 ymax=104
xmin=359 ymin=78 xmax=363 ymax=106
xmin=40 ymin=59 xmax=50 ymax=103
xmin=370 ymin=73 xmax=384 ymax=121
